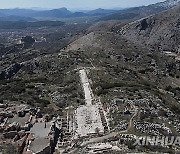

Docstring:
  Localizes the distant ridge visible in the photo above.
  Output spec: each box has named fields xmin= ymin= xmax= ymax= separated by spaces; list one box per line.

xmin=0 ymin=7 xmax=121 ymax=19
xmin=32 ymin=7 xmax=72 ymax=18
xmin=0 ymin=8 xmax=38 ymax=17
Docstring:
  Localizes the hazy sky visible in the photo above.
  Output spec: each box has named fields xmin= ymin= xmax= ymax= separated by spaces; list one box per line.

xmin=0 ymin=0 xmax=165 ymax=9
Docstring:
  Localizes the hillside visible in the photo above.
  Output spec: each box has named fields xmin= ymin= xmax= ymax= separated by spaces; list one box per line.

xmin=64 ymin=30 xmax=180 ymax=86
xmin=87 ymin=20 xmax=120 ymax=33
xmin=57 ymin=9 xmax=180 ymax=152
xmin=119 ymin=5 xmax=180 ymax=53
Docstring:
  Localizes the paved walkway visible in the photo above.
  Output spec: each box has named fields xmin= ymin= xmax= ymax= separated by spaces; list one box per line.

xmin=74 ymin=69 xmax=104 ymax=137
xmin=79 ymin=69 xmax=94 ymax=106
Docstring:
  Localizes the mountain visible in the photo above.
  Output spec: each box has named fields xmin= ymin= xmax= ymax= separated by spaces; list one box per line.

xmin=0 ymin=8 xmax=121 ymax=19
xmin=99 ymin=0 xmax=180 ymax=21
xmin=33 ymin=7 xmax=72 ymax=18
xmin=0 ymin=8 xmax=37 ymax=21
xmin=0 ymin=8 xmax=72 ymax=18
xmin=36 ymin=8 xmax=119 ymax=18
xmin=119 ymin=5 xmax=180 ymax=53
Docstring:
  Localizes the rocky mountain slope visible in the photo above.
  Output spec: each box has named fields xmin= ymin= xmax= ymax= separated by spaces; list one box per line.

xmin=157 ymin=0 xmax=180 ymax=8
xmin=119 ymin=5 xmax=180 ymax=53
xmin=100 ymin=0 xmax=180 ymax=21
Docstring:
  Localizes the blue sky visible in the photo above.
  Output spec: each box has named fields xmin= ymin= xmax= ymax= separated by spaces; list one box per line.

xmin=0 ymin=0 xmax=165 ymax=9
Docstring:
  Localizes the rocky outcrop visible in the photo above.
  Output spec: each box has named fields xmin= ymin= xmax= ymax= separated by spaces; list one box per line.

xmin=0 ymin=63 xmax=23 ymax=80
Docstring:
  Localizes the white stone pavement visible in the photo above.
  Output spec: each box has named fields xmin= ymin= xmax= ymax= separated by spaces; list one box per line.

xmin=79 ymin=69 xmax=94 ymax=106
xmin=75 ymin=69 xmax=104 ymax=137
